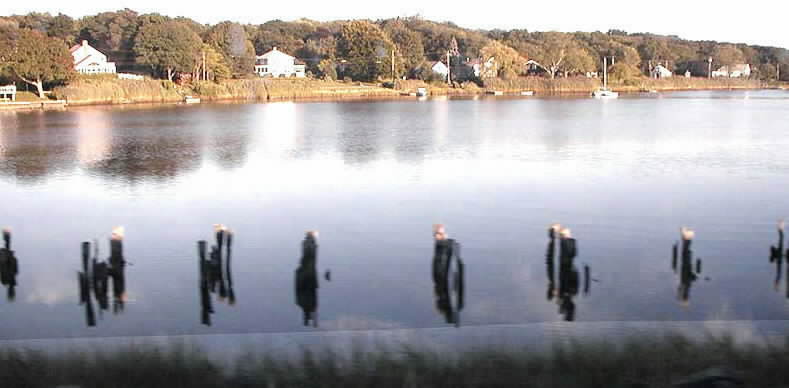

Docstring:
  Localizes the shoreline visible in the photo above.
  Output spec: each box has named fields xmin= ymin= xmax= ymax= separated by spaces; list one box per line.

xmin=0 ymin=79 xmax=781 ymax=111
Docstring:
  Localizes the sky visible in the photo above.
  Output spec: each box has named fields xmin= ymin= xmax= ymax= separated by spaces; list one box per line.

xmin=3 ymin=0 xmax=788 ymax=49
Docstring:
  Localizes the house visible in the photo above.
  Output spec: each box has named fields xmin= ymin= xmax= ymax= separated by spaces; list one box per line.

xmin=430 ymin=61 xmax=450 ymax=78
xmin=525 ymin=59 xmax=544 ymax=76
xmin=466 ymin=57 xmax=497 ymax=79
xmin=650 ymin=64 xmax=673 ymax=79
xmin=70 ymin=40 xmax=116 ymax=74
xmin=0 ymin=85 xmax=16 ymax=101
xmin=712 ymin=64 xmax=751 ymax=78
xmin=254 ymin=47 xmax=306 ymax=78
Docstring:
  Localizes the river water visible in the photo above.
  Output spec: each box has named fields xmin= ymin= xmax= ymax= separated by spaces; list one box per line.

xmin=1 ymin=90 xmax=789 ymax=342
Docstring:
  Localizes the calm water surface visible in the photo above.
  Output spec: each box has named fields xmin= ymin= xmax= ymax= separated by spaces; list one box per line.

xmin=1 ymin=90 xmax=789 ymax=341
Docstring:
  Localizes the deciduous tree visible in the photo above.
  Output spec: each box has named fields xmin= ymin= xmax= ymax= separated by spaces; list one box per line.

xmin=527 ymin=32 xmax=576 ymax=78
xmin=134 ymin=21 xmax=203 ymax=81
xmin=204 ymin=22 xmax=256 ymax=77
xmin=384 ymin=22 xmax=425 ymax=77
xmin=1 ymin=28 xmax=74 ymax=98
xmin=479 ymin=41 xmax=526 ymax=79
xmin=714 ymin=45 xmax=745 ymax=68
xmin=336 ymin=20 xmax=398 ymax=81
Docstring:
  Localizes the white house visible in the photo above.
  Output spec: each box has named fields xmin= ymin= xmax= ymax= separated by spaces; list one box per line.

xmin=254 ymin=47 xmax=306 ymax=78
xmin=70 ymin=40 xmax=116 ymax=74
xmin=0 ymin=85 xmax=16 ymax=101
xmin=467 ymin=57 xmax=497 ymax=78
xmin=431 ymin=61 xmax=449 ymax=78
xmin=650 ymin=64 xmax=673 ymax=79
xmin=712 ymin=64 xmax=751 ymax=78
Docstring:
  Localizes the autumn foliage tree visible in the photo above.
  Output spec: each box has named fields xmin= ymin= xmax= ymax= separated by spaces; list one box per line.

xmin=383 ymin=22 xmax=425 ymax=77
xmin=336 ymin=20 xmax=398 ymax=81
xmin=0 ymin=28 xmax=74 ymax=98
xmin=134 ymin=20 xmax=203 ymax=81
xmin=204 ymin=22 xmax=256 ymax=78
xmin=479 ymin=41 xmax=526 ymax=79
xmin=526 ymin=32 xmax=578 ymax=78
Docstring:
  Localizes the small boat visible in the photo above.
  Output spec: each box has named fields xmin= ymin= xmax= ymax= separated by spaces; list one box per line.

xmin=184 ymin=96 xmax=201 ymax=104
xmin=486 ymin=90 xmax=504 ymax=96
xmin=592 ymin=89 xmax=618 ymax=98
xmin=416 ymin=88 xmax=428 ymax=97
xmin=520 ymin=91 xmax=535 ymax=96
xmin=592 ymin=57 xmax=619 ymax=99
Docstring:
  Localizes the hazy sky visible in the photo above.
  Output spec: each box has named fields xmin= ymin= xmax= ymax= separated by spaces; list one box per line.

xmin=3 ymin=1 xmax=788 ymax=49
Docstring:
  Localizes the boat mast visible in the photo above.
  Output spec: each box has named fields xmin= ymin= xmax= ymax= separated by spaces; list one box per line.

xmin=603 ymin=56 xmax=608 ymax=90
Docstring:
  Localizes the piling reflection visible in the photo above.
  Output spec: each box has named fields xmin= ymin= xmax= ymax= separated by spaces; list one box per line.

xmin=432 ymin=225 xmax=464 ymax=327
xmin=672 ymin=227 xmax=702 ymax=306
xmin=545 ymin=225 xmax=589 ymax=321
xmin=0 ymin=229 xmax=19 ymax=301
xmin=198 ymin=225 xmax=235 ymax=326
xmin=769 ymin=221 xmax=787 ymax=296
xmin=77 ymin=227 xmax=127 ymax=327
xmin=295 ymin=231 xmax=319 ymax=327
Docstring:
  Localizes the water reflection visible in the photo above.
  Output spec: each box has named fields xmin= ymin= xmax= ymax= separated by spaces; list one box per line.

xmin=77 ymin=228 xmax=127 ymax=327
xmin=672 ymin=228 xmax=702 ymax=306
xmin=432 ymin=225 xmax=465 ymax=327
xmin=770 ymin=222 xmax=787 ymax=296
xmin=198 ymin=225 xmax=235 ymax=326
xmin=89 ymin=133 xmax=203 ymax=184
xmin=295 ymin=231 xmax=320 ymax=327
xmin=0 ymin=112 xmax=78 ymax=182
xmin=545 ymin=225 xmax=589 ymax=321
xmin=0 ymin=229 xmax=19 ymax=301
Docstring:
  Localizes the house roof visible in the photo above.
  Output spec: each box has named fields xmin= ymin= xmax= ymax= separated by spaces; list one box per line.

xmin=257 ymin=46 xmax=296 ymax=59
xmin=74 ymin=55 xmax=92 ymax=67
xmin=69 ymin=44 xmax=81 ymax=53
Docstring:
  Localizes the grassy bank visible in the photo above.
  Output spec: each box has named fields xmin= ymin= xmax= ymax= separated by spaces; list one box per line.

xmin=52 ymin=75 xmax=184 ymax=105
xmin=53 ymin=77 xmax=400 ymax=105
xmin=612 ymin=77 xmax=763 ymax=92
xmin=397 ymin=76 xmax=764 ymax=96
xmin=47 ymin=76 xmax=775 ymax=107
xmin=483 ymin=76 xmax=601 ymax=94
xmin=2 ymin=332 xmax=788 ymax=388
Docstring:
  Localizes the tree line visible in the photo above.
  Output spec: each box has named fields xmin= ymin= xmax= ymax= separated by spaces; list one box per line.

xmin=2 ymin=9 xmax=788 ymax=97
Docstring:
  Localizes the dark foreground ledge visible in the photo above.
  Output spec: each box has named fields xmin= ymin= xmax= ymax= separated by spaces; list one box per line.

xmin=1 ymin=320 xmax=788 ymax=388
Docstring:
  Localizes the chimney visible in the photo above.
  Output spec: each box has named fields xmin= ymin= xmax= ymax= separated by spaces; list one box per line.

xmin=82 ymin=40 xmax=88 ymax=47
xmin=273 ymin=46 xmax=277 ymax=51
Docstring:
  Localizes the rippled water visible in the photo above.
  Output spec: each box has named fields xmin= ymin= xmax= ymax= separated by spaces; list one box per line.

xmin=1 ymin=90 xmax=789 ymax=341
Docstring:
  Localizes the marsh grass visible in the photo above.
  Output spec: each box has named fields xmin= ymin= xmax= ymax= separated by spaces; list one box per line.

xmin=2 ymin=332 xmax=789 ymax=388
xmin=613 ymin=77 xmax=762 ymax=92
xmin=484 ymin=76 xmax=601 ymax=93
xmin=53 ymin=77 xmax=183 ymax=105
xmin=49 ymin=76 xmax=768 ymax=106
xmin=263 ymin=78 xmax=398 ymax=100
xmin=53 ymin=78 xmax=399 ymax=105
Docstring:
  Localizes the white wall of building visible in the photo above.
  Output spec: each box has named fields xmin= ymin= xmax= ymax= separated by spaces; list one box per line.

xmin=71 ymin=41 xmax=116 ymax=74
xmin=255 ymin=47 xmax=306 ymax=78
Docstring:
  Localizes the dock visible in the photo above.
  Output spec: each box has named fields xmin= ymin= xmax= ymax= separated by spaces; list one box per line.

xmin=0 ymin=100 xmax=67 ymax=110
